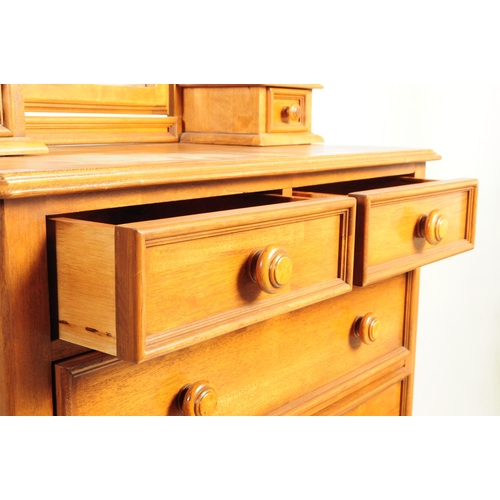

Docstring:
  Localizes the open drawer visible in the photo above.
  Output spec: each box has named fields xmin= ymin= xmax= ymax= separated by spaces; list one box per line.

xmin=49 ymin=192 xmax=355 ymax=363
xmin=296 ymin=176 xmax=478 ymax=286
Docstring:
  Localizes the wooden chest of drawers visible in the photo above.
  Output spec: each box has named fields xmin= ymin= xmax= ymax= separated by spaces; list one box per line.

xmin=0 ymin=143 xmax=477 ymax=416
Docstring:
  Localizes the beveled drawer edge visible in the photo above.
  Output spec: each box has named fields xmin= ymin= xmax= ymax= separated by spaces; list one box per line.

xmin=55 ymin=351 xmax=120 ymax=416
xmin=56 ymin=350 xmax=119 ymax=376
xmin=268 ymin=346 xmax=410 ymax=416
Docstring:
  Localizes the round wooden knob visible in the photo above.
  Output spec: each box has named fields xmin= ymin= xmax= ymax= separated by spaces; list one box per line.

xmin=354 ymin=313 xmax=381 ymax=345
xmin=281 ymin=104 xmax=301 ymax=122
xmin=247 ymin=245 xmax=292 ymax=294
xmin=179 ymin=381 xmax=218 ymax=416
xmin=417 ymin=210 xmax=448 ymax=245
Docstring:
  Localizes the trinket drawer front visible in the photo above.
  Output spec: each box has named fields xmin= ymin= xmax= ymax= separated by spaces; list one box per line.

xmin=0 ymin=144 xmax=477 ymax=415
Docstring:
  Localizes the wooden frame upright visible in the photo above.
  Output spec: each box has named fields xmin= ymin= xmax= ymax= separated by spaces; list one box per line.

xmin=0 ymin=84 xmax=48 ymax=156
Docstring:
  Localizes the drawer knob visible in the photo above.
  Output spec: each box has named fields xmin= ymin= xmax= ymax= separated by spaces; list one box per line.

xmin=179 ymin=381 xmax=218 ymax=416
xmin=247 ymin=245 xmax=292 ymax=294
xmin=354 ymin=313 xmax=381 ymax=345
xmin=281 ymin=104 xmax=302 ymax=123
xmin=417 ymin=210 xmax=448 ymax=245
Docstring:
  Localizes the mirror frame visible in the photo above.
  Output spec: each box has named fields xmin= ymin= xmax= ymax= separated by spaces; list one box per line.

xmin=22 ymin=84 xmax=172 ymax=114
xmin=20 ymin=84 xmax=179 ymax=146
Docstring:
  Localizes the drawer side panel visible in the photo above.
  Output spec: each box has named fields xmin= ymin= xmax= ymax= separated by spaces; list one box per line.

xmin=54 ymin=218 xmax=117 ymax=355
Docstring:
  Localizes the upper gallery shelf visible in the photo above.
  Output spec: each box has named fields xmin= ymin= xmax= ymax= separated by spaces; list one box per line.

xmin=0 ymin=84 xmax=323 ymax=155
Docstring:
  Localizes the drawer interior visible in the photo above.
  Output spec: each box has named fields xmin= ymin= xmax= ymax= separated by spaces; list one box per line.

xmin=294 ymin=175 xmax=431 ymax=196
xmin=53 ymin=191 xmax=301 ymax=225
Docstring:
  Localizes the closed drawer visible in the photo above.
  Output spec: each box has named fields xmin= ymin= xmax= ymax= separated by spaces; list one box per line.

xmin=49 ymin=193 xmax=354 ymax=363
xmin=267 ymin=87 xmax=311 ymax=134
xmin=312 ymin=372 xmax=408 ymax=416
xmin=54 ymin=273 xmax=413 ymax=416
xmin=296 ymin=177 xmax=478 ymax=285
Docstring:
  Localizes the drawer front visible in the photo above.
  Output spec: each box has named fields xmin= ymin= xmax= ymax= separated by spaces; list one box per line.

xmin=296 ymin=178 xmax=478 ymax=286
xmin=342 ymin=381 xmax=403 ymax=416
xmin=55 ymin=273 xmax=414 ymax=416
xmin=267 ymin=87 xmax=311 ymax=134
xmin=51 ymin=194 xmax=354 ymax=363
xmin=312 ymin=372 xmax=407 ymax=416
xmin=351 ymin=178 xmax=477 ymax=285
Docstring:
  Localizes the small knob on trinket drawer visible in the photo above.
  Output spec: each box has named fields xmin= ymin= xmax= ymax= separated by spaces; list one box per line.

xmin=281 ymin=104 xmax=302 ymax=122
xmin=247 ymin=245 xmax=292 ymax=294
xmin=354 ymin=313 xmax=381 ymax=345
xmin=178 ymin=381 xmax=218 ymax=416
xmin=417 ymin=210 xmax=448 ymax=245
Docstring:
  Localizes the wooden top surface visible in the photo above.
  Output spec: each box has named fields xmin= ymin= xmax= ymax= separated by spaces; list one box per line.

xmin=0 ymin=143 xmax=440 ymax=199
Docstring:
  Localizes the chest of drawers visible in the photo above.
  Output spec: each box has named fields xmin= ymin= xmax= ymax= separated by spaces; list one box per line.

xmin=0 ymin=143 xmax=477 ymax=416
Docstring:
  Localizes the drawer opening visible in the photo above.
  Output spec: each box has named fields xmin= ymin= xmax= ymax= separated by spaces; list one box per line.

xmin=294 ymin=175 xmax=430 ymax=197
xmin=51 ymin=191 xmax=301 ymax=226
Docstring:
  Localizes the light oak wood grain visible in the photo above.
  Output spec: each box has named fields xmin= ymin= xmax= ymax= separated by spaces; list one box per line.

xmin=0 ymin=143 xmax=440 ymax=199
xmin=0 ymin=197 xmax=53 ymax=415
